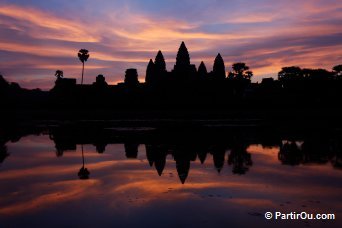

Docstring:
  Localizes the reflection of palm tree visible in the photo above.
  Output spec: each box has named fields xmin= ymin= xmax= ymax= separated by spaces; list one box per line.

xmin=78 ymin=145 xmax=90 ymax=179
xmin=78 ymin=49 xmax=90 ymax=85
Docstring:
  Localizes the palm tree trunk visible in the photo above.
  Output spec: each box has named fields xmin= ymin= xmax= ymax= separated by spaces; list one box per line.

xmin=81 ymin=62 xmax=85 ymax=85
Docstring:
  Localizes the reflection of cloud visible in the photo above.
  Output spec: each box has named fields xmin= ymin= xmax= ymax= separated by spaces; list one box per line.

xmin=0 ymin=160 xmax=140 ymax=180
xmin=1 ymin=136 xmax=341 ymax=217
xmin=229 ymin=198 xmax=276 ymax=207
xmin=114 ymin=180 xmax=263 ymax=193
xmin=0 ymin=180 xmax=99 ymax=215
xmin=247 ymin=144 xmax=280 ymax=163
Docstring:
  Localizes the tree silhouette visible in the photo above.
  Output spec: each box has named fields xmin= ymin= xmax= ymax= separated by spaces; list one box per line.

xmin=245 ymin=70 xmax=253 ymax=80
xmin=229 ymin=62 xmax=252 ymax=80
xmin=55 ymin=70 xmax=63 ymax=79
xmin=333 ymin=65 xmax=342 ymax=77
xmin=302 ymin=68 xmax=333 ymax=80
xmin=0 ymin=75 xmax=9 ymax=89
xmin=78 ymin=49 xmax=90 ymax=85
xmin=278 ymin=66 xmax=303 ymax=81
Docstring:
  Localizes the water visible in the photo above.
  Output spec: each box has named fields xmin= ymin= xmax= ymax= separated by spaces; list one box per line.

xmin=0 ymin=123 xmax=341 ymax=227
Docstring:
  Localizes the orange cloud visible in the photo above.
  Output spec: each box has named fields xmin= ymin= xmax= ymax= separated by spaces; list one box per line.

xmin=0 ymin=5 xmax=99 ymax=42
xmin=0 ymin=1 xmax=341 ymax=89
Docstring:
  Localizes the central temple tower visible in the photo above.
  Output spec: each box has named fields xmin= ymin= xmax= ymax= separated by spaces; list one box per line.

xmin=173 ymin=41 xmax=197 ymax=82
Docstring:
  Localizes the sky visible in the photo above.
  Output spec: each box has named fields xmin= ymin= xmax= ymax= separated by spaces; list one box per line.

xmin=0 ymin=0 xmax=341 ymax=89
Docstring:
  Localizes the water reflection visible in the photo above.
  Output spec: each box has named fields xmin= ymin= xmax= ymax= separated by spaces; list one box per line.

xmin=1 ymin=123 xmax=341 ymax=181
xmin=78 ymin=145 xmax=90 ymax=179
xmin=0 ymin=122 xmax=341 ymax=227
xmin=49 ymin=124 xmax=341 ymax=181
xmin=228 ymin=143 xmax=252 ymax=175
xmin=0 ymin=144 xmax=9 ymax=163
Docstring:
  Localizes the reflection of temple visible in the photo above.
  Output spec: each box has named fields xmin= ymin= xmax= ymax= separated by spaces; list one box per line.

xmin=173 ymin=146 xmax=197 ymax=184
xmin=45 ymin=123 xmax=342 ymax=183
xmin=1 ymin=123 xmax=341 ymax=183
xmin=211 ymin=145 xmax=226 ymax=173
xmin=125 ymin=143 xmax=139 ymax=159
xmin=46 ymin=123 xmax=255 ymax=183
xmin=146 ymin=144 xmax=168 ymax=176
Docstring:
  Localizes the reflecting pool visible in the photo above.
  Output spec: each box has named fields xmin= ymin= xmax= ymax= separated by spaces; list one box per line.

xmin=0 ymin=122 xmax=341 ymax=227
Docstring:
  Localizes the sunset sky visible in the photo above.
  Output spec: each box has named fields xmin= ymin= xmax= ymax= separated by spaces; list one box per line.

xmin=0 ymin=0 xmax=341 ymax=89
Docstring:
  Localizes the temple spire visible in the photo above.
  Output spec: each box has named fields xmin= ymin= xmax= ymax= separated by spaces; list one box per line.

xmin=155 ymin=50 xmax=166 ymax=72
xmin=198 ymin=61 xmax=208 ymax=79
xmin=213 ymin=53 xmax=226 ymax=80
xmin=176 ymin=41 xmax=190 ymax=66
xmin=145 ymin=59 xmax=155 ymax=84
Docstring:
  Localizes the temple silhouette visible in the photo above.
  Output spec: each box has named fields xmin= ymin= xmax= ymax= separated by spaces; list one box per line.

xmin=1 ymin=41 xmax=342 ymax=118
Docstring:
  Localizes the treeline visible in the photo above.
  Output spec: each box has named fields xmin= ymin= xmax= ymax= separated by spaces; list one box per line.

xmin=0 ymin=75 xmax=48 ymax=108
xmin=278 ymin=65 xmax=342 ymax=82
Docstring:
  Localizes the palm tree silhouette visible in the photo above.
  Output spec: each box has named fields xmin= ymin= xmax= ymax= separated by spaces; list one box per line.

xmin=55 ymin=70 xmax=63 ymax=79
xmin=78 ymin=49 xmax=90 ymax=85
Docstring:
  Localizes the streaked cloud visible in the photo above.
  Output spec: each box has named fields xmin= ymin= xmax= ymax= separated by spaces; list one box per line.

xmin=0 ymin=5 xmax=99 ymax=42
xmin=0 ymin=0 xmax=341 ymax=89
